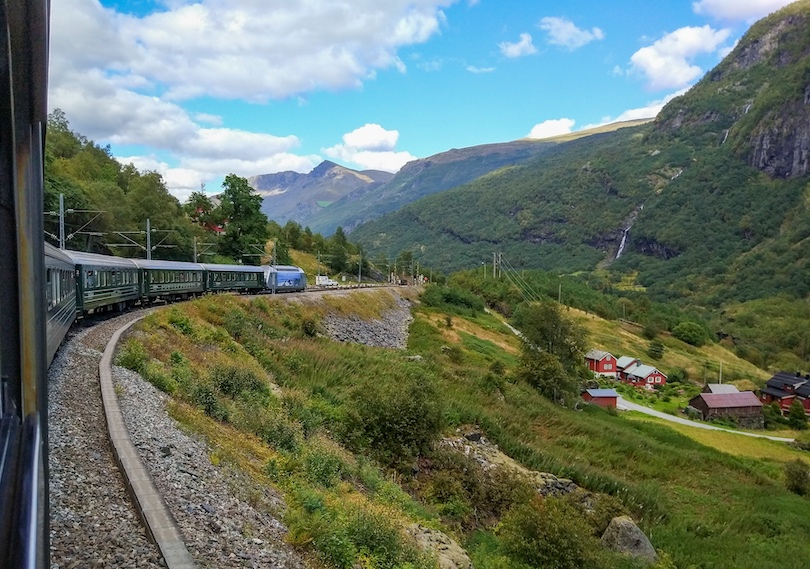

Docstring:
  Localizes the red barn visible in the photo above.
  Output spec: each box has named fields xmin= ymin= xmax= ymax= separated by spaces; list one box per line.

xmin=688 ymin=392 xmax=763 ymax=429
xmin=585 ymin=349 xmax=618 ymax=378
xmin=583 ymin=389 xmax=619 ymax=409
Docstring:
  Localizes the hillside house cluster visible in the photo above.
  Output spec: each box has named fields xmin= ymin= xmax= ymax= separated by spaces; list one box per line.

xmin=759 ymin=371 xmax=810 ymax=415
xmin=585 ymin=349 xmax=667 ymax=389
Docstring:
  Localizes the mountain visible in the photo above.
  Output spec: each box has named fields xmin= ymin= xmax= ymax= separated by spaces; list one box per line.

xmin=301 ymin=138 xmax=569 ymax=235
xmin=250 ymin=161 xmax=393 ymax=225
xmin=352 ymin=1 xmax=810 ymax=310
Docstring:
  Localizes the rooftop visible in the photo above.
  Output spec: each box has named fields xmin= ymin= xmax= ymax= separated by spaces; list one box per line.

xmin=585 ymin=389 xmax=619 ymax=398
xmin=704 ymin=384 xmax=740 ymax=394
xmin=693 ymin=392 xmax=762 ymax=409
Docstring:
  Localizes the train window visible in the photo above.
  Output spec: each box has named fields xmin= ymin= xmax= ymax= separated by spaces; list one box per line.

xmin=46 ymin=269 xmax=53 ymax=308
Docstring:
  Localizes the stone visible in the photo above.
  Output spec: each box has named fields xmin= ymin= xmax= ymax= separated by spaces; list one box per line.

xmin=600 ymin=515 xmax=657 ymax=564
xmin=406 ymin=524 xmax=473 ymax=569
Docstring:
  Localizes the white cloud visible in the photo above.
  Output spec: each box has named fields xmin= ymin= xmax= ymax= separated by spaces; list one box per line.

xmin=48 ymin=0 xmax=448 ymax=196
xmin=539 ymin=17 xmax=605 ymax=50
xmin=582 ymin=88 xmax=690 ymax=128
xmin=692 ymin=0 xmax=795 ymax=22
xmin=629 ymin=25 xmax=732 ymax=90
xmin=499 ymin=33 xmax=538 ymax=58
xmin=324 ymin=124 xmax=416 ymax=172
xmin=467 ymin=65 xmax=496 ymax=73
xmin=527 ymin=118 xmax=576 ymax=139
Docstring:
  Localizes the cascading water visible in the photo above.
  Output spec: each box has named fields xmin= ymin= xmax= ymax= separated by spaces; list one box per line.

xmin=615 ymin=227 xmax=630 ymax=260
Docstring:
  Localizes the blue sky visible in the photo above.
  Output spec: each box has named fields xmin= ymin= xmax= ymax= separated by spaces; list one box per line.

xmin=48 ymin=0 xmax=798 ymax=200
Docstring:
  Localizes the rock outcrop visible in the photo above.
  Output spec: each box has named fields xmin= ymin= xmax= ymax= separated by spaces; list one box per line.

xmin=601 ymin=515 xmax=658 ymax=564
xmin=406 ymin=524 xmax=473 ymax=569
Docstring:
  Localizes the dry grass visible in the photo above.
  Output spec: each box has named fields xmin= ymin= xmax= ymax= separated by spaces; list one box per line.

xmin=625 ymin=412 xmax=809 ymax=464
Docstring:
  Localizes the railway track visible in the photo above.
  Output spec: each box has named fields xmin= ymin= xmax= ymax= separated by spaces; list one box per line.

xmin=48 ymin=288 xmax=407 ymax=567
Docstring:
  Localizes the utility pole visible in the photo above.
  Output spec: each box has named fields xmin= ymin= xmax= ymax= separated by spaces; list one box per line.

xmin=358 ymin=253 xmax=362 ymax=283
xmin=146 ymin=218 xmax=152 ymax=260
xmin=59 ymin=193 xmax=65 ymax=249
xmin=493 ymin=253 xmax=496 ymax=279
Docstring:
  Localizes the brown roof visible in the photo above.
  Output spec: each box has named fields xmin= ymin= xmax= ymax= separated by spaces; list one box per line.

xmin=694 ymin=392 xmax=762 ymax=409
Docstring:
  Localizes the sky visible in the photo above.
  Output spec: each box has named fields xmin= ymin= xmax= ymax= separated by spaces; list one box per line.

xmin=48 ymin=0 xmax=799 ymax=201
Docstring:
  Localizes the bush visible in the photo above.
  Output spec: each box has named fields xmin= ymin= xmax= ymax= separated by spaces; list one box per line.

xmin=192 ymin=384 xmax=230 ymax=422
xmin=167 ymin=308 xmax=194 ymax=336
xmin=421 ymin=284 xmax=485 ymax=315
xmin=210 ymin=364 xmax=269 ymax=400
xmin=144 ymin=361 xmax=177 ymax=394
xmin=117 ymin=339 xmax=148 ymax=374
xmin=784 ymin=459 xmax=810 ymax=496
xmin=498 ymin=496 xmax=603 ymax=569
xmin=340 ymin=370 xmax=443 ymax=470
xmin=788 ymin=399 xmax=808 ymax=430
xmin=647 ymin=339 xmax=665 ymax=360
xmin=672 ymin=321 xmax=707 ymax=346
xmin=304 ymin=443 xmax=349 ymax=487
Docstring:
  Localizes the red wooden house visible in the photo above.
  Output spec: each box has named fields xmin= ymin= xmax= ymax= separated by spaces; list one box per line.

xmin=585 ymin=349 xmax=618 ymax=378
xmin=760 ymin=371 xmax=809 ymax=415
xmin=622 ymin=363 xmax=667 ymax=388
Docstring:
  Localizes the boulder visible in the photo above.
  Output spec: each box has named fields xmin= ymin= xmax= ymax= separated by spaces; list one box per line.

xmin=406 ymin=524 xmax=473 ymax=569
xmin=601 ymin=516 xmax=657 ymax=564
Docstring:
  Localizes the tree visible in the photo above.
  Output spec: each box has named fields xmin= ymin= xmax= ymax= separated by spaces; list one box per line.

xmin=512 ymin=301 xmax=588 ymax=405
xmin=216 ymin=174 xmax=269 ymax=264
xmin=184 ymin=189 xmax=216 ymax=227
xmin=512 ymin=301 xmax=588 ymax=374
xmin=788 ymin=399 xmax=807 ymax=431
xmin=647 ymin=339 xmax=665 ymax=360
xmin=672 ymin=321 xmax=707 ymax=346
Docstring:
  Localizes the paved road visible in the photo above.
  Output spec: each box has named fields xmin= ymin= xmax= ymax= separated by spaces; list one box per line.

xmin=617 ymin=397 xmax=794 ymax=442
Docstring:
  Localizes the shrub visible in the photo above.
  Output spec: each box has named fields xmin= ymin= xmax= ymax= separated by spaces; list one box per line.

xmin=784 ymin=459 xmax=810 ymax=496
xmin=144 ymin=361 xmax=177 ymax=394
xmin=302 ymin=318 xmax=319 ymax=338
xmin=167 ymin=308 xmax=194 ymax=336
xmin=788 ymin=399 xmax=808 ymax=430
xmin=340 ymin=370 xmax=443 ymax=470
xmin=647 ymin=339 xmax=665 ymax=360
xmin=498 ymin=496 xmax=603 ymax=569
xmin=192 ymin=384 xmax=230 ymax=422
xmin=672 ymin=321 xmax=707 ymax=346
xmin=117 ymin=339 xmax=148 ymax=374
xmin=421 ymin=284 xmax=485 ymax=315
xmin=210 ymin=364 xmax=269 ymax=400
xmin=303 ymin=443 xmax=349 ymax=487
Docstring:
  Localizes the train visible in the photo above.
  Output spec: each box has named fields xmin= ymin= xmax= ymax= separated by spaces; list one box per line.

xmin=44 ymin=243 xmax=308 ymax=364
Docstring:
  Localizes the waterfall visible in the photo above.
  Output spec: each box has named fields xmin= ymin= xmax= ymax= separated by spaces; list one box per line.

xmin=615 ymin=227 xmax=630 ymax=260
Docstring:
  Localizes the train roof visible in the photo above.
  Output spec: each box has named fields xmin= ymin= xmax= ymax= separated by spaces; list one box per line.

xmin=200 ymin=263 xmax=265 ymax=273
xmin=61 ymin=249 xmax=139 ymax=269
xmin=130 ymin=258 xmax=206 ymax=271
xmin=45 ymin=243 xmax=76 ymax=265
xmin=263 ymin=265 xmax=305 ymax=273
